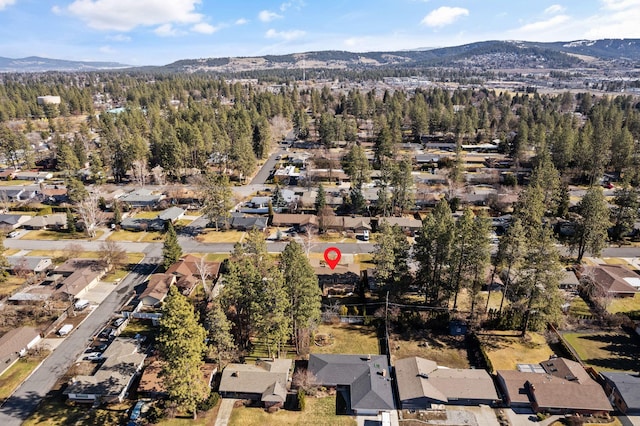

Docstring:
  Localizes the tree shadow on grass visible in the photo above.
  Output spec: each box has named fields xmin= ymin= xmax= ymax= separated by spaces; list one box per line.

xmin=574 ymin=332 xmax=640 ymax=372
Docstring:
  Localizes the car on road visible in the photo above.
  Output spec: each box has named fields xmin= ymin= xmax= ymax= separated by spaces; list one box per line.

xmin=7 ymin=231 xmax=18 ymax=238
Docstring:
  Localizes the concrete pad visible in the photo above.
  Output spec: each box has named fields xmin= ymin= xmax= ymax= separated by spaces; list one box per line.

xmin=82 ymin=281 xmax=118 ymax=305
xmin=214 ymin=398 xmax=237 ymax=426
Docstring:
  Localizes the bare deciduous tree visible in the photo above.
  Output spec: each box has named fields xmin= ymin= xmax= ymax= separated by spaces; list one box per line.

xmin=131 ymin=159 xmax=148 ymax=187
xmin=97 ymin=240 xmax=127 ymax=272
xmin=76 ymin=191 xmax=105 ymax=238
xmin=152 ymin=165 xmax=166 ymax=186
xmin=195 ymin=255 xmax=213 ymax=300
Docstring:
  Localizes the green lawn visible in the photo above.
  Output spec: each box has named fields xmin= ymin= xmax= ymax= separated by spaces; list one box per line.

xmin=607 ymin=293 xmax=640 ymax=317
xmin=229 ymin=396 xmax=356 ymax=426
xmin=107 ymin=230 xmax=164 ymax=242
xmin=311 ymin=324 xmax=379 ymax=355
xmin=196 ymin=230 xmax=245 ymax=243
xmin=563 ymin=332 xmax=639 ymax=372
xmin=0 ymin=355 xmax=47 ymax=403
xmin=24 ymin=396 xmax=128 ymax=426
xmin=205 ymin=253 xmax=230 ymax=262
xmin=569 ymin=296 xmax=593 ymax=318
xmin=133 ymin=211 xmax=159 ymax=219
xmin=21 ymin=230 xmax=104 ymax=241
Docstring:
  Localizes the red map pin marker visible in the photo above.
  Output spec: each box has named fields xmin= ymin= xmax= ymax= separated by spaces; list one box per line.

xmin=324 ymin=247 xmax=341 ymax=270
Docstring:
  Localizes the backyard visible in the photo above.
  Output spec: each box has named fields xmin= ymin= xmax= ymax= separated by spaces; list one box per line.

xmin=311 ymin=323 xmax=379 ymax=355
xmin=389 ymin=333 xmax=470 ymax=368
xmin=479 ymin=331 xmax=554 ymax=372
xmin=563 ymin=331 xmax=639 ymax=372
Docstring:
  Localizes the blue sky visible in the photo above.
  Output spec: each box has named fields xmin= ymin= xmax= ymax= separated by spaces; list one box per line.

xmin=0 ymin=0 xmax=639 ymax=66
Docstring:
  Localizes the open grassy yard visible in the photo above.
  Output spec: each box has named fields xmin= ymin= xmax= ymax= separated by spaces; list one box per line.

xmin=607 ymin=293 xmax=640 ymax=317
xmin=0 ymin=354 xmax=48 ymax=403
xmin=563 ymin=331 xmax=639 ymax=372
xmin=155 ymin=405 xmax=220 ymax=426
xmin=311 ymin=323 xmax=379 ymax=355
xmin=569 ymin=296 xmax=593 ymax=318
xmin=449 ymin=288 xmax=504 ymax=312
xmin=27 ymin=249 xmax=99 ymax=262
xmin=24 ymin=396 xmax=129 ymax=426
xmin=196 ymin=230 xmax=245 ymax=243
xmin=389 ymin=334 xmax=470 ymax=368
xmin=107 ymin=230 xmax=164 ymax=242
xmin=0 ymin=275 xmax=26 ymax=298
xmin=479 ymin=332 xmax=554 ymax=372
xmin=132 ymin=210 xmax=159 ymax=219
xmin=229 ymin=396 xmax=356 ymax=426
xmin=21 ymin=230 xmax=104 ymax=241
xmin=205 ymin=253 xmax=230 ymax=262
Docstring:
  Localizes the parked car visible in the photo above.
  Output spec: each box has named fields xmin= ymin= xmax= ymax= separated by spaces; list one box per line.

xmin=84 ymin=353 xmax=103 ymax=362
xmin=7 ymin=231 xmax=18 ymax=238
xmin=129 ymin=400 xmax=145 ymax=423
xmin=113 ymin=318 xmax=125 ymax=327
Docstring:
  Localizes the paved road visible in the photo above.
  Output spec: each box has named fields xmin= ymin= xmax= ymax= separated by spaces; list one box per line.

xmin=0 ymin=247 xmax=161 ymax=426
xmin=250 ymin=148 xmax=286 ymax=185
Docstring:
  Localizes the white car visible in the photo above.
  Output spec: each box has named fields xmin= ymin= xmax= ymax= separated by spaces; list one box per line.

xmin=7 ymin=231 xmax=18 ymax=238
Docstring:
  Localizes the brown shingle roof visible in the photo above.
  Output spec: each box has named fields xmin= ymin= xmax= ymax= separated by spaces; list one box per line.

xmin=581 ymin=265 xmax=639 ymax=296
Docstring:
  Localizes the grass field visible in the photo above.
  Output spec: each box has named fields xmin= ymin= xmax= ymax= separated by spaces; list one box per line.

xmin=156 ymin=407 xmax=219 ymax=426
xmin=311 ymin=323 xmax=379 ymax=355
xmin=107 ymin=230 xmax=164 ymax=242
xmin=563 ymin=332 xmax=639 ymax=372
xmin=196 ymin=230 xmax=245 ymax=243
xmin=21 ymin=230 xmax=104 ymax=241
xmin=132 ymin=211 xmax=159 ymax=219
xmin=205 ymin=253 xmax=230 ymax=262
xmin=24 ymin=396 xmax=129 ymax=426
xmin=569 ymin=296 xmax=593 ymax=318
xmin=479 ymin=332 xmax=553 ymax=372
xmin=0 ymin=354 xmax=48 ymax=404
xmin=0 ymin=275 xmax=26 ymax=298
xmin=607 ymin=293 xmax=640 ymax=316
xmin=229 ymin=396 xmax=356 ymax=426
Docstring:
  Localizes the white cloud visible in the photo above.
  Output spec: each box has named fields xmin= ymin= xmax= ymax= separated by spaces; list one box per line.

xmin=584 ymin=0 xmax=640 ymax=38
xmin=107 ymin=34 xmax=131 ymax=42
xmin=421 ymin=6 xmax=469 ymax=28
xmin=154 ymin=23 xmax=178 ymax=37
xmin=99 ymin=45 xmax=115 ymax=54
xmin=265 ymin=28 xmax=305 ymax=41
xmin=68 ymin=0 xmax=204 ymax=32
xmin=51 ymin=5 xmax=62 ymax=15
xmin=259 ymin=10 xmax=282 ymax=23
xmin=600 ymin=0 xmax=640 ymax=11
xmin=280 ymin=0 xmax=304 ymax=12
xmin=0 ymin=0 xmax=16 ymax=11
xmin=544 ymin=4 xmax=566 ymax=14
xmin=235 ymin=18 xmax=248 ymax=25
xmin=517 ymin=15 xmax=570 ymax=33
xmin=192 ymin=22 xmax=218 ymax=34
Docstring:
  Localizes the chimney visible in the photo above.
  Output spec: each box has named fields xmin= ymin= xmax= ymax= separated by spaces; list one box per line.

xmin=382 ymin=369 xmax=387 ymax=377
xmin=367 ymin=354 xmax=371 ymax=361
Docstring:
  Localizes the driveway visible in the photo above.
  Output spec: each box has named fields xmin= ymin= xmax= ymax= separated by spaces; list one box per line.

xmin=214 ymin=398 xmax=237 ymax=426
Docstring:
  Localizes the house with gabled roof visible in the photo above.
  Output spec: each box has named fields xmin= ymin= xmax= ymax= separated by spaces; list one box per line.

xmin=64 ymin=337 xmax=146 ymax=404
xmin=579 ymin=265 xmax=639 ymax=297
xmin=219 ymin=358 xmax=292 ymax=409
xmin=7 ymin=256 xmax=52 ymax=274
xmin=140 ymin=274 xmax=176 ymax=307
xmin=601 ymin=372 xmax=640 ymax=414
xmin=0 ymin=326 xmax=42 ymax=376
xmin=0 ymin=213 xmax=31 ymax=230
xmin=308 ymin=354 xmax=395 ymax=416
xmin=395 ymin=357 xmax=498 ymax=409
xmin=496 ymin=357 xmax=611 ymax=415
xmin=165 ymin=254 xmax=220 ymax=296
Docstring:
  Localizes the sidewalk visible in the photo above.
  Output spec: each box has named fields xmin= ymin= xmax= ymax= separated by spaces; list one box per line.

xmin=214 ymin=398 xmax=236 ymax=426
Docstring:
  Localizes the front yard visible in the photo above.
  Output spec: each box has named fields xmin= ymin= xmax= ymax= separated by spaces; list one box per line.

xmin=0 ymin=352 xmax=49 ymax=404
xmin=563 ymin=331 xmax=639 ymax=372
xmin=229 ymin=396 xmax=356 ymax=426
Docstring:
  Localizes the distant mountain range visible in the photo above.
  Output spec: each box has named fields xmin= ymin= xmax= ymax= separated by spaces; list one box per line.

xmin=2 ymin=39 xmax=640 ymax=73
xmin=0 ymin=56 xmax=129 ymax=72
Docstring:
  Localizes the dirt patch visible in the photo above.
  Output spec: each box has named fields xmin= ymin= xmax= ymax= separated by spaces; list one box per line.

xmin=389 ymin=333 xmax=470 ymax=368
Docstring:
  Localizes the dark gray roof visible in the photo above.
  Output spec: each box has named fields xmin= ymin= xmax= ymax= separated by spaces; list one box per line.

xmin=157 ymin=207 xmax=185 ymax=221
xmin=602 ymin=372 xmax=640 ymax=410
xmin=0 ymin=214 xmax=26 ymax=225
xmin=308 ymin=354 xmax=395 ymax=412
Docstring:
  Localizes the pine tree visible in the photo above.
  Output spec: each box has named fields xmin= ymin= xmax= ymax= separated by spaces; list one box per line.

xmin=66 ymin=208 xmax=76 ymax=234
xmin=162 ymin=222 xmax=182 ymax=270
xmin=206 ymin=299 xmax=236 ymax=364
xmin=199 ymin=172 xmax=234 ymax=231
xmin=158 ymin=286 xmax=209 ymax=419
xmin=315 ymin=183 xmax=326 ymax=213
xmin=0 ymin=234 xmax=9 ymax=283
xmin=280 ymin=241 xmax=321 ymax=354
xmin=373 ymin=222 xmax=410 ymax=293
xmin=571 ymin=186 xmax=611 ymax=262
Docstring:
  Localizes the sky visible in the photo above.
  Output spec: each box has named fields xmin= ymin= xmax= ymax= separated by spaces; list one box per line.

xmin=0 ymin=0 xmax=640 ymax=66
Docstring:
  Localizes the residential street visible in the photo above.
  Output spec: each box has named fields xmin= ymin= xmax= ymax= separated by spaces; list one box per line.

xmin=0 ymin=246 xmax=161 ymax=426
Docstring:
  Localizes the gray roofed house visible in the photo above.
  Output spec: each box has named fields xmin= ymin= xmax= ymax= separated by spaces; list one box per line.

xmin=0 ymin=326 xmax=42 ymax=376
xmin=64 ymin=337 xmax=146 ymax=404
xmin=0 ymin=213 xmax=31 ymax=229
xmin=308 ymin=354 xmax=395 ymax=416
xmin=231 ymin=215 xmax=268 ymax=231
xmin=601 ymin=372 xmax=640 ymax=414
xmin=7 ymin=256 xmax=52 ymax=274
xmin=219 ymin=358 xmax=292 ymax=408
xmin=394 ymin=357 xmax=499 ymax=409
xmin=157 ymin=206 xmax=185 ymax=222
xmin=378 ymin=217 xmax=422 ymax=233
xmin=120 ymin=217 xmax=165 ymax=232
xmin=560 ymin=269 xmax=580 ymax=290
xmin=23 ymin=213 xmax=66 ymax=230
xmin=119 ymin=189 xmax=163 ymax=208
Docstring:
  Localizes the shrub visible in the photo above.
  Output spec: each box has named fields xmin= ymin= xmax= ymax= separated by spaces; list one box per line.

xmin=197 ymin=391 xmax=220 ymax=411
xmin=297 ymin=388 xmax=306 ymax=411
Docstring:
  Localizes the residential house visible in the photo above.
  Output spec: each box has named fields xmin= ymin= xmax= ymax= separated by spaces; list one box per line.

xmin=119 ymin=189 xmax=164 ymax=209
xmin=241 ymin=196 xmax=272 ymax=214
xmin=219 ymin=358 xmax=292 ymax=409
xmin=157 ymin=206 xmax=185 ymax=222
xmin=120 ymin=217 xmax=165 ymax=232
xmin=166 ymin=254 xmax=221 ymax=296
xmin=64 ymin=337 xmax=146 ymax=404
xmin=23 ymin=213 xmax=67 ymax=230
xmin=601 ymin=372 xmax=640 ymax=414
xmin=7 ymin=256 xmax=52 ymax=274
xmin=14 ymin=171 xmax=53 ymax=181
xmin=0 ymin=168 xmax=18 ymax=180
xmin=579 ymin=265 xmax=640 ymax=297
xmin=496 ymin=357 xmax=611 ymax=415
xmin=559 ymin=269 xmax=580 ymax=290
xmin=40 ymin=186 xmax=68 ymax=204
xmin=54 ymin=259 xmax=106 ymax=300
xmin=140 ymin=274 xmax=176 ymax=307
xmin=231 ymin=215 xmax=268 ymax=231
xmin=395 ymin=357 xmax=498 ymax=409
xmin=377 ymin=217 xmax=422 ymax=234
xmin=306 ymin=169 xmax=349 ymax=184
xmin=0 ymin=213 xmax=31 ymax=230
xmin=0 ymin=327 xmax=42 ymax=376
xmin=0 ymin=188 xmax=36 ymax=202
xmin=311 ymin=259 xmax=361 ymax=296
xmin=271 ymin=213 xmax=318 ymax=229
xmin=308 ymin=354 xmax=395 ymax=416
